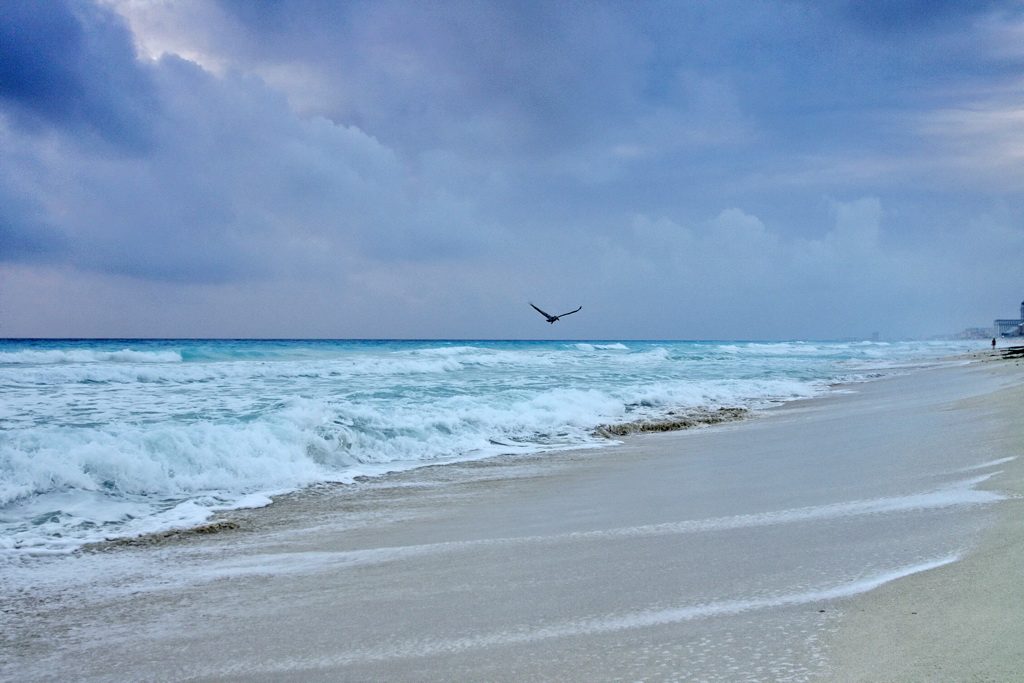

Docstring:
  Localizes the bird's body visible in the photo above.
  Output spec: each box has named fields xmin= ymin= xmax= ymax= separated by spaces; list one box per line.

xmin=530 ymin=303 xmax=582 ymax=323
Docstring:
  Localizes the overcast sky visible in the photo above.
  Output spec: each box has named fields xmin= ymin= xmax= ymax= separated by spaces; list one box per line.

xmin=2 ymin=0 xmax=1023 ymax=340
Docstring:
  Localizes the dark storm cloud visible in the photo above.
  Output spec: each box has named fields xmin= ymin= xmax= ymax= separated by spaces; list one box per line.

xmin=0 ymin=0 xmax=157 ymax=151
xmin=197 ymin=0 xmax=1023 ymax=215
xmin=0 ymin=186 xmax=69 ymax=263
xmin=1 ymin=1 xmax=498 ymax=287
xmin=215 ymin=0 xmax=647 ymax=156
xmin=1 ymin=0 xmax=1022 ymax=338
xmin=835 ymin=0 xmax=1002 ymax=34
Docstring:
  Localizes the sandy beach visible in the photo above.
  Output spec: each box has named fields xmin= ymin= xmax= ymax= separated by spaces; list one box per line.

xmin=827 ymin=351 xmax=1024 ymax=682
xmin=3 ymin=354 xmax=1023 ymax=682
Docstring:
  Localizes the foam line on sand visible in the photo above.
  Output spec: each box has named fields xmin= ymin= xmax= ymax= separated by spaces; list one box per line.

xmin=185 ymin=475 xmax=1003 ymax=582
xmin=204 ymin=556 xmax=960 ymax=679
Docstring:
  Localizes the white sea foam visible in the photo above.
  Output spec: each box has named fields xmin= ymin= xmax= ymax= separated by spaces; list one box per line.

xmin=0 ymin=348 xmax=183 ymax=364
xmin=0 ymin=338 xmax=985 ymax=560
xmin=571 ymin=342 xmax=630 ymax=351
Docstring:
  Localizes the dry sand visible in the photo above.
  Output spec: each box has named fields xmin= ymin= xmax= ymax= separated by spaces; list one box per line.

xmin=2 ymin=355 xmax=1023 ymax=682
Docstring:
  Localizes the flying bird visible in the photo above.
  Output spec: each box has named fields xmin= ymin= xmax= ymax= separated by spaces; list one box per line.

xmin=530 ymin=303 xmax=582 ymax=324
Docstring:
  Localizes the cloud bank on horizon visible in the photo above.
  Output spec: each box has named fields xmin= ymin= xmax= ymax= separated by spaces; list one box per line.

xmin=1 ymin=0 xmax=1022 ymax=340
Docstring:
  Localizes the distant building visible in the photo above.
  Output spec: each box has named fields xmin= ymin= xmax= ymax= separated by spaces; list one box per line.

xmin=994 ymin=300 xmax=1024 ymax=337
xmin=956 ymin=327 xmax=994 ymax=340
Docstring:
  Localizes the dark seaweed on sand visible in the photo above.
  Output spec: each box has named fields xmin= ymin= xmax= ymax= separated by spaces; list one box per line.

xmin=999 ymin=346 xmax=1024 ymax=360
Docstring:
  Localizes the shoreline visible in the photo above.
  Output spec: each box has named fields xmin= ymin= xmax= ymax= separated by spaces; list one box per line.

xmin=0 ymin=339 xmax=991 ymax=560
xmin=80 ymin=351 xmax=981 ymax=553
xmin=3 ymin=355 xmax=1022 ymax=681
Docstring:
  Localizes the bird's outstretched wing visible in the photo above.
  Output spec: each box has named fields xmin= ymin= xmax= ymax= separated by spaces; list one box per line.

xmin=531 ymin=303 xmax=581 ymax=323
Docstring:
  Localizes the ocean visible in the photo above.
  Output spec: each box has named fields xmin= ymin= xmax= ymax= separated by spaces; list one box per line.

xmin=0 ymin=338 xmax=981 ymax=563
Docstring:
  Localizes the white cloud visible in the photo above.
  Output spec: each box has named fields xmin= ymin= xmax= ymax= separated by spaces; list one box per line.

xmin=918 ymin=103 xmax=1024 ymax=189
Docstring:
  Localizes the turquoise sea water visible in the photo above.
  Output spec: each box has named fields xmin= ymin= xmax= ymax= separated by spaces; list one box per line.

xmin=0 ymin=338 xmax=981 ymax=560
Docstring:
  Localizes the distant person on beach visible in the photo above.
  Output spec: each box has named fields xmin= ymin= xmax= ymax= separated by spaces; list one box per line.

xmin=992 ymin=338 xmax=997 ymax=348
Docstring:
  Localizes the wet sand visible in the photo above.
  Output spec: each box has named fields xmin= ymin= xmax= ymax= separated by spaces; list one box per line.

xmin=2 ymin=356 xmax=1022 ymax=682
xmin=827 ymin=352 xmax=1024 ymax=681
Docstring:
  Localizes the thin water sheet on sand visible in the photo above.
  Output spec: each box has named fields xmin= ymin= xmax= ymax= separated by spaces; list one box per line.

xmin=2 ymin=359 xmax=1022 ymax=682
xmin=826 ymin=355 xmax=1024 ymax=682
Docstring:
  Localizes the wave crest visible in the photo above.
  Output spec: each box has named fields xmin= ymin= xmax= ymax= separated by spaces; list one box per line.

xmin=0 ymin=349 xmax=183 ymax=365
